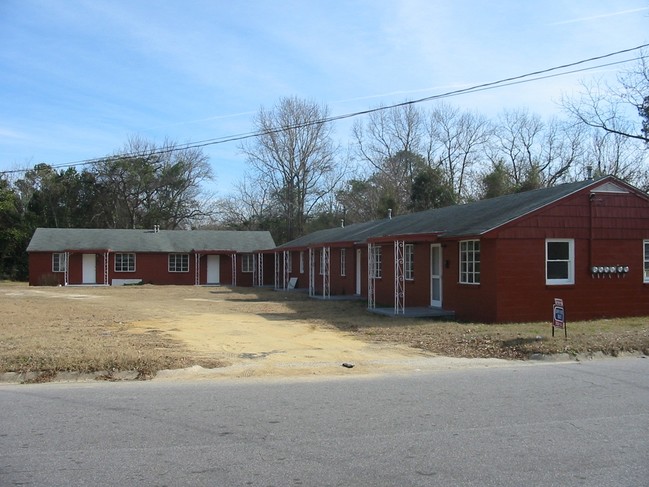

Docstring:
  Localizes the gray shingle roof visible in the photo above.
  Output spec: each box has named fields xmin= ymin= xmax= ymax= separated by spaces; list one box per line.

xmin=278 ymin=178 xmax=604 ymax=248
xmin=27 ymin=228 xmax=276 ymax=253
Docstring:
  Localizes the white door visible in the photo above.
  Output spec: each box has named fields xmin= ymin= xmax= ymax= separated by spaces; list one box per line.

xmin=207 ymin=255 xmax=221 ymax=284
xmin=355 ymin=249 xmax=362 ymax=295
xmin=430 ymin=244 xmax=442 ymax=307
xmin=82 ymin=254 xmax=96 ymax=284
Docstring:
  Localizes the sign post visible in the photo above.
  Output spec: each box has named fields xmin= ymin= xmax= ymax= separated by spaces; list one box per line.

xmin=552 ymin=298 xmax=567 ymax=338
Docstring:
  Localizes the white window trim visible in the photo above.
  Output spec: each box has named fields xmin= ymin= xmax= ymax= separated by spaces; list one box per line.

xmin=405 ymin=244 xmax=414 ymax=281
xmin=52 ymin=253 xmax=67 ymax=273
xmin=114 ymin=253 xmax=136 ymax=273
xmin=642 ymin=240 xmax=649 ymax=283
xmin=546 ymin=239 xmax=574 ymax=285
xmin=299 ymin=251 xmax=305 ymax=274
xmin=340 ymin=249 xmax=346 ymax=277
xmin=287 ymin=251 xmax=292 ymax=273
xmin=459 ymin=240 xmax=480 ymax=285
xmin=242 ymin=254 xmax=253 ymax=273
xmin=168 ymin=253 xmax=189 ymax=273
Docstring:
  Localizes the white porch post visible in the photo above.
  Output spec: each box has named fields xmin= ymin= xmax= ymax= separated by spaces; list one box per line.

xmin=274 ymin=252 xmax=280 ymax=290
xmin=322 ymin=246 xmax=330 ymax=298
xmin=194 ymin=253 xmax=201 ymax=285
xmin=104 ymin=251 xmax=110 ymax=286
xmin=367 ymin=243 xmax=375 ymax=309
xmin=308 ymin=248 xmax=315 ymax=297
xmin=64 ymin=251 xmax=70 ymax=286
xmin=254 ymin=253 xmax=265 ymax=287
xmin=394 ymin=240 xmax=405 ymax=315
xmin=283 ymin=250 xmax=290 ymax=290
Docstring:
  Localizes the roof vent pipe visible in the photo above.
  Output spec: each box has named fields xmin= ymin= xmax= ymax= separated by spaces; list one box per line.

xmin=341 ymin=219 xmax=345 ymax=228
xmin=388 ymin=208 xmax=392 ymax=220
xmin=586 ymin=165 xmax=593 ymax=180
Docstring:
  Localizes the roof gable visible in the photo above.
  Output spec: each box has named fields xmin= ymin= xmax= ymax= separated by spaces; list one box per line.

xmin=590 ymin=181 xmax=630 ymax=194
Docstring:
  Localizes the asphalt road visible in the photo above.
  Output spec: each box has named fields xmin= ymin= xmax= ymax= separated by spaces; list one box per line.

xmin=1 ymin=357 xmax=648 ymax=486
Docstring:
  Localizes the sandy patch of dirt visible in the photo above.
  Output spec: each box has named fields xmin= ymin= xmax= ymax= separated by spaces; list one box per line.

xmin=2 ymin=283 xmax=511 ymax=381
xmin=127 ymin=300 xmax=449 ymax=380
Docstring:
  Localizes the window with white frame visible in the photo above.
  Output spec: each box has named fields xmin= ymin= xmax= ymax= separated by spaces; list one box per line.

xmin=52 ymin=253 xmax=67 ymax=273
xmin=459 ymin=240 xmax=480 ymax=284
xmin=643 ymin=240 xmax=649 ymax=283
xmin=405 ymin=244 xmax=414 ymax=280
xmin=340 ymin=249 xmax=346 ymax=276
xmin=115 ymin=253 xmax=135 ymax=272
xmin=242 ymin=254 xmax=254 ymax=273
xmin=299 ymin=251 xmax=304 ymax=274
xmin=168 ymin=253 xmax=189 ymax=272
xmin=546 ymin=239 xmax=574 ymax=285
xmin=287 ymin=251 xmax=292 ymax=273
xmin=371 ymin=245 xmax=382 ymax=279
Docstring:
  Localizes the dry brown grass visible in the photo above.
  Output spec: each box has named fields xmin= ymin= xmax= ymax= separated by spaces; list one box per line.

xmin=1 ymin=282 xmax=648 ymax=381
xmin=0 ymin=283 xmax=224 ymax=379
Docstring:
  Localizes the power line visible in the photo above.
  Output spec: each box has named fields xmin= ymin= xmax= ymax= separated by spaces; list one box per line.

xmin=2 ymin=43 xmax=647 ymax=176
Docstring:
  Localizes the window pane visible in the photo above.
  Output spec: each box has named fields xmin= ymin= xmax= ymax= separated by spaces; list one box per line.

xmin=548 ymin=242 xmax=569 ymax=260
xmin=547 ymin=262 xmax=568 ymax=279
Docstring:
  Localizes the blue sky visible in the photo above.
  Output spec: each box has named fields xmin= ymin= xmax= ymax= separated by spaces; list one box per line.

xmin=1 ymin=0 xmax=648 ymax=194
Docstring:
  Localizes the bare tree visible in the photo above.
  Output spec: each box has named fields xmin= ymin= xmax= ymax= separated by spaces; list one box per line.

xmin=240 ymin=96 xmax=340 ymax=242
xmin=488 ymin=109 xmax=545 ymax=185
xmin=212 ymin=172 xmax=275 ymax=230
xmin=93 ymin=136 xmax=213 ymax=229
xmin=489 ymin=111 xmax=587 ymax=188
xmin=426 ymin=103 xmax=493 ymax=200
xmin=563 ymin=53 xmax=649 ymax=144
xmin=581 ymin=129 xmax=649 ymax=187
xmin=352 ymin=103 xmax=425 ymax=174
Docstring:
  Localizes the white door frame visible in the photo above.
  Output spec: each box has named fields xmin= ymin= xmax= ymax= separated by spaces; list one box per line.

xmin=82 ymin=254 xmax=96 ymax=284
xmin=207 ymin=255 xmax=221 ymax=284
xmin=430 ymin=244 xmax=442 ymax=308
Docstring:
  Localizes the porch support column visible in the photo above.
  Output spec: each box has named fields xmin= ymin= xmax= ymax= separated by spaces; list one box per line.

xmin=283 ymin=250 xmax=290 ymax=290
xmin=64 ymin=251 xmax=70 ymax=286
xmin=194 ymin=253 xmax=201 ymax=285
xmin=322 ymin=246 xmax=330 ymax=299
xmin=256 ymin=253 xmax=264 ymax=286
xmin=308 ymin=248 xmax=315 ymax=297
xmin=274 ymin=252 xmax=280 ymax=290
xmin=367 ymin=243 xmax=375 ymax=309
xmin=394 ymin=240 xmax=405 ymax=315
xmin=104 ymin=251 xmax=110 ymax=286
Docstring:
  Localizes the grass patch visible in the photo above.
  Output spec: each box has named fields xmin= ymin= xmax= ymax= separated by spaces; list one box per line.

xmin=350 ymin=318 xmax=649 ymax=359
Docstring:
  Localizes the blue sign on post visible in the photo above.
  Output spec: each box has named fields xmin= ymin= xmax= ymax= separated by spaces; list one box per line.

xmin=552 ymin=298 xmax=567 ymax=338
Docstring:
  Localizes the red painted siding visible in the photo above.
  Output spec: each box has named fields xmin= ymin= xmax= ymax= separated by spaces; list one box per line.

xmin=29 ymin=251 xmax=243 ymax=286
xmin=442 ymin=238 xmax=498 ymax=322
xmin=487 ymin=190 xmax=649 ymax=322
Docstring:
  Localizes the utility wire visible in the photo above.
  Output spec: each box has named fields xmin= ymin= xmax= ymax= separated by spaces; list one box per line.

xmin=2 ymin=43 xmax=647 ymax=176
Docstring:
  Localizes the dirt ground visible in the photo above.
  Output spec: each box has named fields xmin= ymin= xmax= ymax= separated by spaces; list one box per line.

xmin=3 ymin=283 xmax=647 ymax=382
xmin=0 ymin=283 xmax=510 ymax=381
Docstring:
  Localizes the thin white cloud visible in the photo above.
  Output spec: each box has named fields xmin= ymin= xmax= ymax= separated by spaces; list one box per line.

xmin=151 ymin=111 xmax=257 ymax=130
xmin=0 ymin=127 xmax=27 ymax=140
xmin=549 ymin=7 xmax=649 ymax=25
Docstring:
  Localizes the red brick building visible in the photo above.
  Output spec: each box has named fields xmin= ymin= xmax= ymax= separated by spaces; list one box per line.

xmin=27 ymin=228 xmax=275 ymax=287
xmin=26 ymin=176 xmax=649 ymax=323
xmin=275 ymin=176 xmax=649 ymax=323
